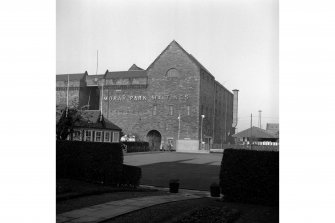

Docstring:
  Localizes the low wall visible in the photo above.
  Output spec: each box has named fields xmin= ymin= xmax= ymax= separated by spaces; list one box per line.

xmin=123 ymin=142 xmax=149 ymax=153
xmin=210 ymin=144 xmax=279 ymax=152
xmin=176 ymin=140 xmax=200 ymax=153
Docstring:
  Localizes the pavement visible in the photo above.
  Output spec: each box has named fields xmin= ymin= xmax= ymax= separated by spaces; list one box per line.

xmin=56 ymin=186 xmax=213 ymax=223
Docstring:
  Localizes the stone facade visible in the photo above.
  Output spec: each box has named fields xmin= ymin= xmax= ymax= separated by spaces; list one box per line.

xmin=56 ymin=41 xmax=235 ymax=151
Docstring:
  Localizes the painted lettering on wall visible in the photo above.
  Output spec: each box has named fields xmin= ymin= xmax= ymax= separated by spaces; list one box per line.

xmin=103 ymin=94 xmax=189 ymax=101
xmin=104 ymin=95 xmax=147 ymax=101
xmin=151 ymin=94 xmax=189 ymax=100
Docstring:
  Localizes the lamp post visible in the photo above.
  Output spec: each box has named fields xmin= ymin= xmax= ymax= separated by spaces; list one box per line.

xmin=200 ymin=115 xmax=205 ymax=149
xmin=177 ymin=114 xmax=181 ymax=140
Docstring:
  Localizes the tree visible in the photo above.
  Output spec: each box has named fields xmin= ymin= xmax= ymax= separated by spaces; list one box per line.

xmin=56 ymin=106 xmax=82 ymax=140
xmin=56 ymin=97 xmax=83 ymax=140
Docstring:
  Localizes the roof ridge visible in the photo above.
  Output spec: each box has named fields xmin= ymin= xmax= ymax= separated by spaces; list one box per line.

xmin=233 ymin=126 xmax=278 ymax=139
xmin=129 ymin=64 xmax=144 ymax=71
xmin=107 ymin=70 xmax=146 ymax=73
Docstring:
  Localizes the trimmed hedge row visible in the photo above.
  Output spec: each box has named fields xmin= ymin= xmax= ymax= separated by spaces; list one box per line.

xmin=119 ymin=164 xmax=142 ymax=188
xmin=220 ymin=149 xmax=279 ymax=206
xmin=122 ymin=142 xmax=149 ymax=153
xmin=56 ymin=140 xmax=124 ymax=186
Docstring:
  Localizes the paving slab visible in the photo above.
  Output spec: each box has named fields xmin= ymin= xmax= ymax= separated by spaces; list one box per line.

xmin=57 ymin=193 xmax=203 ymax=223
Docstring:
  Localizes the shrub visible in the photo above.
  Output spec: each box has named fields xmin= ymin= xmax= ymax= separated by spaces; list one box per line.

xmin=219 ymin=149 xmax=279 ymax=206
xmin=56 ymin=140 xmax=124 ymax=186
xmin=169 ymin=179 xmax=180 ymax=193
xmin=122 ymin=142 xmax=149 ymax=153
xmin=210 ymin=182 xmax=220 ymax=197
xmin=119 ymin=164 xmax=142 ymax=188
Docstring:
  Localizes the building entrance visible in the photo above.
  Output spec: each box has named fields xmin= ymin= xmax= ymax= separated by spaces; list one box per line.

xmin=146 ymin=130 xmax=162 ymax=151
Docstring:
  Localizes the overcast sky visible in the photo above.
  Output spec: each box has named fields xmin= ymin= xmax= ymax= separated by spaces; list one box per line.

xmin=57 ymin=0 xmax=278 ymax=132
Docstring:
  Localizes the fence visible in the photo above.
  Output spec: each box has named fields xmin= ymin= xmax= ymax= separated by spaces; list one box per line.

xmin=211 ymin=144 xmax=279 ymax=152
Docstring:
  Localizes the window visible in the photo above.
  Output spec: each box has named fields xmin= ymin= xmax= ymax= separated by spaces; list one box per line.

xmin=112 ymin=131 xmax=120 ymax=143
xmin=166 ymin=68 xmax=180 ymax=77
xmin=84 ymin=130 xmax=93 ymax=141
xmin=104 ymin=131 xmax=111 ymax=142
xmin=95 ymin=131 xmax=102 ymax=142
xmin=153 ymin=105 xmax=157 ymax=115
xmin=187 ymin=106 xmax=190 ymax=116
xmin=169 ymin=105 xmax=173 ymax=115
xmin=72 ymin=130 xmax=81 ymax=141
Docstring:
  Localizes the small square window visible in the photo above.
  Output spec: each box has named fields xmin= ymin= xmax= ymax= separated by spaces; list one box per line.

xmin=95 ymin=131 xmax=102 ymax=142
xmin=112 ymin=132 xmax=120 ymax=143
xmin=104 ymin=131 xmax=111 ymax=142
xmin=73 ymin=130 xmax=81 ymax=141
xmin=84 ymin=130 xmax=92 ymax=141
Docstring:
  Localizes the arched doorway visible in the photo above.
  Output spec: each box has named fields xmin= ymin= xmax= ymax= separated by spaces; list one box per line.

xmin=146 ymin=130 xmax=162 ymax=151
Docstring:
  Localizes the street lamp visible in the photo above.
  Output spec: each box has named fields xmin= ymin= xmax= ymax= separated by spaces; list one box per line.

xmin=200 ymin=115 xmax=205 ymax=149
xmin=177 ymin=114 xmax=181 ymax=140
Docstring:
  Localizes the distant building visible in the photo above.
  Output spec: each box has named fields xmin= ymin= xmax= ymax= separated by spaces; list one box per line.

xmin=266 ymin=123 xmax=279 ymax=137
xmin=233 ymin=126 xmax=279 ymax=146
xmin=56 ymin=40 xmax=239 ymax=152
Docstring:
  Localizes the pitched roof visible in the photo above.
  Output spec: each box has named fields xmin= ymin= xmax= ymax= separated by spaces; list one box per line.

xmin=146 ymin=40 xmax=231 ymax=92
xmin=128 ymin=64 xmax=144 ymax=71
xmin=56 ymin=72 xmax=87 ymax=81
xmin=187 ymin=53 xmax=212 ymax=76
xmin=146 ymin=40 xmax=211 ymax=74
xmin=75 ymin=110 xmax=122 ymax=130
xmin=233 ymin=126 xmax=278 ymax=139
xmin=56 ymin=107 xmax=121 ymax=131
xmin=146 ymin=40 xmax=187 ymax=71
xmin=105 ymin=70 xmax=147 ymax=79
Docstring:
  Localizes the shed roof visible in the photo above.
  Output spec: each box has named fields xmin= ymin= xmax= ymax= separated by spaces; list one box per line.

xmin=75 ymin=110 xmax=122 ymax=130
xmin=233 ymin=126 xmax=278 ymax=139
xmin=56 ymin=106 xmax=121 ymax=131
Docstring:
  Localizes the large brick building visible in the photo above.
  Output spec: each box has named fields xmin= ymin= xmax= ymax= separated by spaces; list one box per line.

xmin=56 ymin=40 xmax=238 ymax=152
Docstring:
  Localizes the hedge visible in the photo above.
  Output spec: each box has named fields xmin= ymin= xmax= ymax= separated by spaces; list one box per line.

xmin=119 ymin=164 xmax=142 ymax=188
xmin=56 ymin=140 xmax=124 ymax=186
xmin=122 ymin=142 xmax=149 ymax=153
xmin=219 ymin=149 xmax=279 ymax=206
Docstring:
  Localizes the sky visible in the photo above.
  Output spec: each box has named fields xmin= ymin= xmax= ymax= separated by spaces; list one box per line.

xmin=57 ymin=0 xmax=279 ymax=132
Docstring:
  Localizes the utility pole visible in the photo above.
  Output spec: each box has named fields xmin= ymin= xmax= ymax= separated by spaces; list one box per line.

xmin=66 ymin=74 xmax=69 ymax=117
xmin=178 ymin=114 xmax=181 ymax=140
xmin=225 ymin=92 xmax=228 ymax=143
xmin=258 ymin=110 xmax=262 ymax=129
xmin=250 ymin=113 xmax=253 ymax=149
xmin=96 ymin=50 xmax=99 ymax=75
xmin=100 ymin=80 xmax=104 ymax=121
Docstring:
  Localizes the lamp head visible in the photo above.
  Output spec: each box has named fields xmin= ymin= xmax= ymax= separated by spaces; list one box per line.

xmin=201 ymin=115 xmax=205 ymax=118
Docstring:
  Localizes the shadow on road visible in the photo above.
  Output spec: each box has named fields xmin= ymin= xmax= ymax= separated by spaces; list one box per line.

xmin=140 ymin=159 xmax=221 ymax=191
